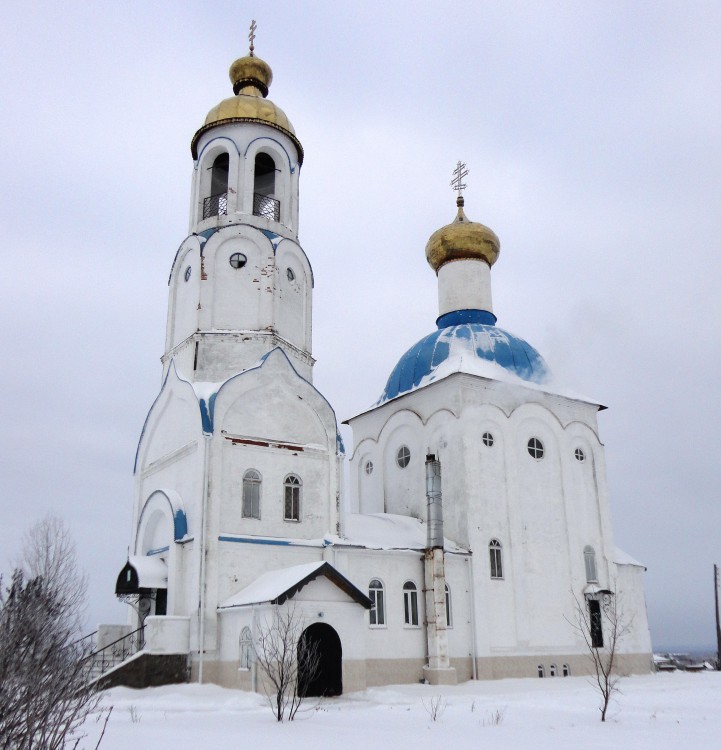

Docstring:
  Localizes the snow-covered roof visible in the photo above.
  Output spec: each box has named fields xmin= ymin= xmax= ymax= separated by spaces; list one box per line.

xmin=116 ymin=556 xmax=168 ymax=593
xmin=218 ymin=561 xmax=372 ymax=609
xmin=331 ymin=513 xmax=468 ymax=553
xmin=613 ymin=547 xmax=646 ymax=568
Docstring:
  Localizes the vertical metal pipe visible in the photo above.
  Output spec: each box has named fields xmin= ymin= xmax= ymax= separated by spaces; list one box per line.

xmin=426 ymin=454 xmax=443 ymax=549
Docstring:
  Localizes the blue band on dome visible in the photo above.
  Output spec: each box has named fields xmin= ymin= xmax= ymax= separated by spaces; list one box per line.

xmin=436 ymin=309 xmax=497 ymax=328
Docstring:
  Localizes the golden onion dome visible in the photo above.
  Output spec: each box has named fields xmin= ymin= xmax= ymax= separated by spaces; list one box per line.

xmin=425 ymin=196 xmax=500 ymax=272
xmin=191 ymin=53 xmax=303 ymax=163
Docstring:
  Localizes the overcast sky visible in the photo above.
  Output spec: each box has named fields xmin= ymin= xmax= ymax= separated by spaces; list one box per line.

xmin=1 ymin=1 xmax=720 ymax=651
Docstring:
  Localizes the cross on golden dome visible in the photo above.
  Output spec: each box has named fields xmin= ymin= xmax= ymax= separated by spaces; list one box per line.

xmin=249 ymin=19 xmax=257 ymax=57
xmin=450 ymin=161 xmax=469 ymax=197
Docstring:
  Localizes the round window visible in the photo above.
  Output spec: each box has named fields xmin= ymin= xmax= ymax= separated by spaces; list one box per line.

xmin=482 ymin=432 xmax=494 ymax=447
xmin=229 ymin=253 xmax=247 ymax=269
xmin=574 ymin=448 xmax=585 ymax=462
xmin=527 ymin=437 xmax=544 ymax=459
xmin=364 ymin=460 xmax=374 ymax=475
xmin=184 ymin=266 xmax=192 ymax=282
xmin=396 ymin=446 xmax=411 ymax=468
xmin=287 ymin=267 xmax=295 ymax=282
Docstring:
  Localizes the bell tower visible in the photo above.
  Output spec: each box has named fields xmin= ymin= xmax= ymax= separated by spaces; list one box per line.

xmin=162 ymin=34 xmax=313 ymax=383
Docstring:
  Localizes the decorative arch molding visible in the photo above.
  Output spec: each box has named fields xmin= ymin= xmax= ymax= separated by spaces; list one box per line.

xmin=195 ymin=135 xmax=242 ymax=165
xmin=136 ymin=488 xmax=188 ymax=555
xmin=243 ymin=135 xmax=298 ymax=173
xmin=133 ymin=360 xmax=202 ymax=472
xmin=167 ymin=235 xmax=204 ymax=286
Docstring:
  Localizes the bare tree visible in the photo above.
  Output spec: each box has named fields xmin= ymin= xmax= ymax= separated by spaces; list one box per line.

xmin=0 ymin=516 xmax=110 ymax=749
xmin=569 ymin=587 xmax=632 ymax=722
xmin=252 ymin=605 xmax=320 ymax=722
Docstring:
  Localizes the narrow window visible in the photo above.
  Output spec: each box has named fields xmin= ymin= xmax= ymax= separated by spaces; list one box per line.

xmin=203 ymin=153 xmax=229 ymax=219
xmin=242 ymin=469 xmax=261 ymax=519
xmin=588 ymin=599 xmax=604 ymax=648
xmin=403 ymin=581 xmax=419 ymax=626
xmin=239 ymin=626 xmax=252 ymax=670
xmin=445 ymin=583 xmax=452 ymax=627
xmin=369 ymin=579 xmax=385 ymax=626
xmin=584 ymin=545 xmax=598 ymax=583
xmin=527 ymin=437 xmax=544 ymax=459
xmin=489 ymin=539 xmax=503 ymax=579
xmin=396 ymin=445 xmax=411 ymax=468
xmin=538 ymin=665 xmax=545 ymax=678
xmin=253 ymin=153 xmax=279 ymax=221
xmin=284 ymin=475 xmax=301 ymax=521
xmin=364 ymin=460 xmax=374 ymax=475
xmin=562 ymin=664 xmax=570 ymax=677
xmin=550 ymin=664 xmax=557 ymax=677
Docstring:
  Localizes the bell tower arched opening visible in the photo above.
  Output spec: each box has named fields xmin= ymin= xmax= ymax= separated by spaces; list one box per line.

xmin=253 ymin=152 xmax=279 ymax=221
xmin=203 ymin=152 xmax=230 ymax=219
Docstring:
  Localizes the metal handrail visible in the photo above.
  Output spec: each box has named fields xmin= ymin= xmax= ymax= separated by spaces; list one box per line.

xmin=84 ymin=626 xmax=144 ymax=681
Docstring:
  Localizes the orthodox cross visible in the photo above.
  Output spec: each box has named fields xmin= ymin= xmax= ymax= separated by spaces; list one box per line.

xmin=249 ymin=19 xmax=257 ymax=56
xmin=450 ymin=160 xmax=469 ymax=197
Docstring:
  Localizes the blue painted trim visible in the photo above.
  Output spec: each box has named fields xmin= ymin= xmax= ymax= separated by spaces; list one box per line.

xmin=146 ymin=546 xmax=170 ymax=555
xmin=218 ymin=535 xmax=292 ymax=547
xmin=195 ymin=136 xmax=241 ymax=164
xmin=243 ymin=136 xmax=297 ymax=173
xmin=173 ymin=509 xmax=188 ymax=540
xmin=198 ymin=391 xmax=217 ymax=435
xmin=436 ymin=309 xmax=497 ymax=328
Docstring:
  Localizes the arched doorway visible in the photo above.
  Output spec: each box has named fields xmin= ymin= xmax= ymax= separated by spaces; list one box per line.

xmin=298 ymin=623 xmax=342 ymax=697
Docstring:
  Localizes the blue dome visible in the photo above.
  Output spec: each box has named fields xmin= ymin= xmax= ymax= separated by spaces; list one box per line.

xmin=379 ymin=319 xmax=549 ymax=404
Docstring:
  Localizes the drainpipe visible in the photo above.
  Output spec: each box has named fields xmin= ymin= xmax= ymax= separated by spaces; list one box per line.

xmin=198 ymin=432 xmax=211 ymax=683
xmin=423 ymin=454 xmax=456 ymax=685
xmin=467 ymin=556 xmax=478 ymax=680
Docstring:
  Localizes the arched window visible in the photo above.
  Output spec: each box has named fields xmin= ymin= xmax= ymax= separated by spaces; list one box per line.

xmin=403 ymin=581 xmax=419 ymax=626
xmin=369 ymin=579 xmax=385 ymax=627
xmin=549 ymin=664 xmax=557 ymax=677
xmin=203 ymin=153 xmax=229 ymax=219
xmin=253 ymin=153 xmax=279 ymax=220
xmin=584 ymin=545 xmax=598 ymax=583
xmin=562 ymin=663 xmax=570 ymax=677
xmin=538 ymin=665 xmax=545 ymax=678
xmin=239 ymin=626 xmax=252 ymax=670
xmin=284 ymin=475 xmax=301 ymax=521
xmin=445 ymin=583 xmax=452 ymax=628
xmin=489 ymin=539 xmax=503 ymax=579
xmin=242 ymin=470 xmax=261 ymax=519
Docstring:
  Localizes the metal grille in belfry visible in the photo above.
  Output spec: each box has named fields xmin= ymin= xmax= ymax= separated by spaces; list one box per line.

xmin=203 ymin=192 xmax=228 ymax=219
xmin=253 ymin=192 xmax=280 ymax=221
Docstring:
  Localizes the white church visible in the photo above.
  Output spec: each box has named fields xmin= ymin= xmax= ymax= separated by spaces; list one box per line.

xmin=109 ymin=39 xmax=653 ymax=694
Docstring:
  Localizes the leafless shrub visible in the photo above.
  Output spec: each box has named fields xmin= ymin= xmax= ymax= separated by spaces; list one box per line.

xmin=253 ymin=605 xmax=321 ymax=722
xmin=0 ymin=516 xmax=110 ymax=749
xmin=422 ymin=695 xmax=446 ymax=721
xmin=568 ymin=586 xmax=632 ymax=722
xmin=481 ymin=707 xmax=506 ymax=726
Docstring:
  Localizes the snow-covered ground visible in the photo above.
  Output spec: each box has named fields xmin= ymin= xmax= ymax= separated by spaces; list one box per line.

xmin=85 ymin=671 xmax=719 ymax=749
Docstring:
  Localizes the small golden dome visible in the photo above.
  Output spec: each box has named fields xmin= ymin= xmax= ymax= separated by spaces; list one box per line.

xmin=425 ymin=196 xmax=500 ymax=273
xmin=191 ymin=53 xmax=303 ymax=162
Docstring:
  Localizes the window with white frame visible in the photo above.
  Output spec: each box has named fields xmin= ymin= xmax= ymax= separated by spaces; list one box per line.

xmin=445 ymin=583 xmax=452 ymax=627
xmin=584 ymin=545 xmax=598 ymax=583
xmin=396 ymin=445 xmax=411 ymax=468
xmin=538 ymin=665 xmax=545 ymax=678
xmin=239 ymin=626 xmax=252 ymax=670
xmin=489 ymin=539 xmax=503 ymax=579
xmin=562 ymin=663 xmax=570 ymax=677
xmin=550 ymin=664 xmax=557 ymax=677
xmin=527 ymin=437 xmax=544 ymax=459
xmin=242 ymin=469 xmax=261 ymax=519
xmin=284 ymin=475 xmax=301 ymax=521
xmin=403 ymin=581 xmax=419 ymax=626
xmin=369 ymin=579 xmax=385 ymax=626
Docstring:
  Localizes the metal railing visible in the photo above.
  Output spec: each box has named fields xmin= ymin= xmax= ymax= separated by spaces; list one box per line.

xmin=84 ymin=626 xmax=144 ymax=682
xmin=253 ymin=192 xmax=280 ymax=221
xmin=203 ymin=191 xmax=228 ymax=219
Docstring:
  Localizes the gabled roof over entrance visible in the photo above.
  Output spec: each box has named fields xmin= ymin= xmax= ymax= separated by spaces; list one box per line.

xmin=217 ymin=561 xmax=372 ymax=609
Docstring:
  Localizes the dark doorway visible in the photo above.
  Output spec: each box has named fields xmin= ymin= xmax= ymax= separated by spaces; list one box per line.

xmin=588 ymin=599 xmax=604 ymax=647
xmin=298 ymin=623 xmax=342 ymax=697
